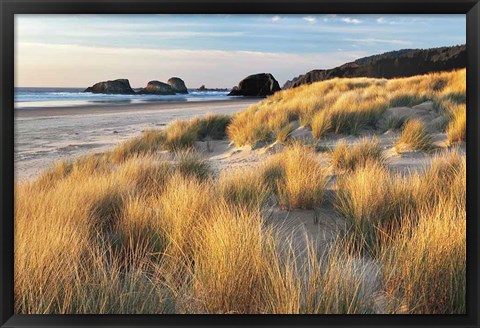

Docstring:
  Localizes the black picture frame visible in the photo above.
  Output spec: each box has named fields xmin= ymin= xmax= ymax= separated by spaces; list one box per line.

xmin=1 ymin=1 xmax=479 ymax=327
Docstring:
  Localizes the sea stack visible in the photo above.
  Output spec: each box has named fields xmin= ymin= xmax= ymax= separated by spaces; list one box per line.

xmin=167 ymin=77 xmax=188 ymax=94
xmin=137 ymin=81 xmax=176 ymax=95
xmin=84 ymin=79 xmax=136 ymax=94
xmin=228 ymin=73 xmax=281 ymax=97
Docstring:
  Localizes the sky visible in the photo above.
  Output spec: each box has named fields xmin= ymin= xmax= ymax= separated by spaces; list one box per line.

xmin=15 ymin=14 xmax=465 ymax=88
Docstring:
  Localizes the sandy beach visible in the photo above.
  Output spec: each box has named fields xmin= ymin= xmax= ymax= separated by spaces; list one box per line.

xmin=14 ymin=98 xmax=258 ymax=181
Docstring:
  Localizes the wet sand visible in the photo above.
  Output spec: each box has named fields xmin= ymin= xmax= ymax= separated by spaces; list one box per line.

xmin=15 ymin=98 xmax=259 ymax=118
xmin=15 ymin=98 xmax=258 ymax=181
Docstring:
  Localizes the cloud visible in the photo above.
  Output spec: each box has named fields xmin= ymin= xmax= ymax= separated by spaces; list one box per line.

xmin=341 ymin=17 xmax=362 ymax=24
xmin=375 ymin=16 xmax=402 ymax=25
xmin=144 ymin=31 xmax=245 ymax=38
xmin=323 ymin=14 xmax=337 ymax=22
xmin=303 ymin=16 xmax=317 ymax=24
xmin=320 ymin=15 xmax=362 ymax=25
xmin=15 ymin=42 xmax=367 ymax=88
xmin=271 ymin=15 xmax=281 ymax=22
xmin=375 ymin=16 xmax=429 ymax=26
xmin=344 ymin=38 xmax=413 ymax=46
xmin=18 ymin=25 xmax=244 ymax=39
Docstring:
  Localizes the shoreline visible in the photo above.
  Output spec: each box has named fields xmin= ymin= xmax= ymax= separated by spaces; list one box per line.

xmin=15 ymin=98 xmax=259 ymax=181
xmin=15 ymin=98 xmax=260 ymax=118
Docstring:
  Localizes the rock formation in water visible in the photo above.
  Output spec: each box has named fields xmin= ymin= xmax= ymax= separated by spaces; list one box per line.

xmin=167 ymin=77 xmax=188 ymax=94
xmin=228 ymin=73 xmax=281 ymax=97
xmin=136 ymin=81 xmax=176 ymax=95
xmin=84 ymin=79 xmax=136 ymax=94
xmin=197 ymin=85 xmax=230 ymax=92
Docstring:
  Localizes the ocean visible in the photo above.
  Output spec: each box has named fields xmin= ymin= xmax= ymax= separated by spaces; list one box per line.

xmin=14 ymin=87 xmax=232 ymax=109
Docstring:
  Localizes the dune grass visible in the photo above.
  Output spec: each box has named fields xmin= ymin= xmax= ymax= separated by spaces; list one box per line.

xmin=195 ymin=114 xmax=232 ymax=140
xmin=446 ymin=103 xmax=466 ymax=143
xmin=15 ymin=69 xmax=466 ymax=314
xmin=15 ymin=137 xmax=466 ymax=315
xmin=191 ymin=201 xmax=267 ymax=313
xmin=16 ymin=148 xmax=378 ymax=314
xmin=381 ymin=156 xmax=466 ymax=314
xmin=275 ymin=122 xmax=296 ymax=143
xmin=382 ymin=204 xmax=466 ymax=314
xmin=262 ymin=142 xmax=328 ymax=210
xmin=331 ymin=137 xmax=385 ymax=171
xmin=174 ymin=150 xmax=212 ymax=181
xmin=228 ymin=69 xmax=465 ymax=147
xmin=336 ymin=150 xmax=465 ymax=257
xmin=110 ymin=114 xmax=231 ymax=162
xmin=110 ymin=129 xmax=166 ymax=163
xmin=311 ymin=111 xmax=331 ymax=139
xmin=394 ymin=119 xmax=432 ymax=153
xmin=219 ymin=168 xmax=269 ymax=210
xmin=388 ymin=94 xmax=429 ymax=108
xmin=335 ymin=161 xmax=394 ymax=253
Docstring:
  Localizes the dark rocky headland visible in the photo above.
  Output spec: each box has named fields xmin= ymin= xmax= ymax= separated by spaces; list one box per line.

xmin=283 ymin=45 xmax=466 ymax=89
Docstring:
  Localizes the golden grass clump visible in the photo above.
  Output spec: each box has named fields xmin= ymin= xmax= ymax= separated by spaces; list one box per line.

xmin=331 ymin=137 xmax=385 ymax=171
xmin=35 ymin=154 xmax=112 ymax=189
xmin=446 ymin=103 xmax=466 ymax=143
xmin=327 ymin=89 xmax=387 ymax=134
xmin=195 ymin=114 xmax=231 ymax=140
xmin=116 ymin=154 xmax=174 ymax=197
xmin=115 ymin=195 xmax=166 ymax=257
xmin=311 ymin=111 xmax=331 ymax=139
xmin=336 ymin=149 xmax=465 ymax=255
xmin=411 ymin=150 xmax=465 ymax=207
xmin=110 ymin=114 xmax=231 ymax=162
xmin=226 ymin=105 xmax=270 ymax=146
xmin=395 ymin=119 xmax=432 ymax=152
xmin=174 ymin=150 xmax=212 ymax=181
xmin=263 ymin=142 xmax=327 ymax=209
xmin=148 ymin=174 xmax=218 ymax=298
xmin=382 ymin=205 xmax=466 ymax=314
xmin=275 ymin=122 xmax=296 ymax=143
xmin=157 ymin=173 xmax=216 ymax=251
xmin=164 ymin=114 xmax=231 ymax=149
xmin=110 ymin=129 xmax=166 ymax=163
xmin=161 ymin=119 xmax=200 ymax=150
xmin=382 ymin=157 xmax=465 ymax=313
xmin=300 ymin=242 xmax=378 ymax=314
xmin=163 ymin=114 xmax=232 ymax=151
xmin=191 ymin=202 xmax=266 ymax=313
xmin=219 ymin=168 xmax=270 ymax=210
xmin=335 ymin=161 xmax=393 ymax=251
xmin=15 ymin=167 xmax=134 ymax=313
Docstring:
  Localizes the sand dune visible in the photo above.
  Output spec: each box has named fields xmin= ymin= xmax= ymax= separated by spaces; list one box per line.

xmin=14 ymin=70 xmax=466 ymax=314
